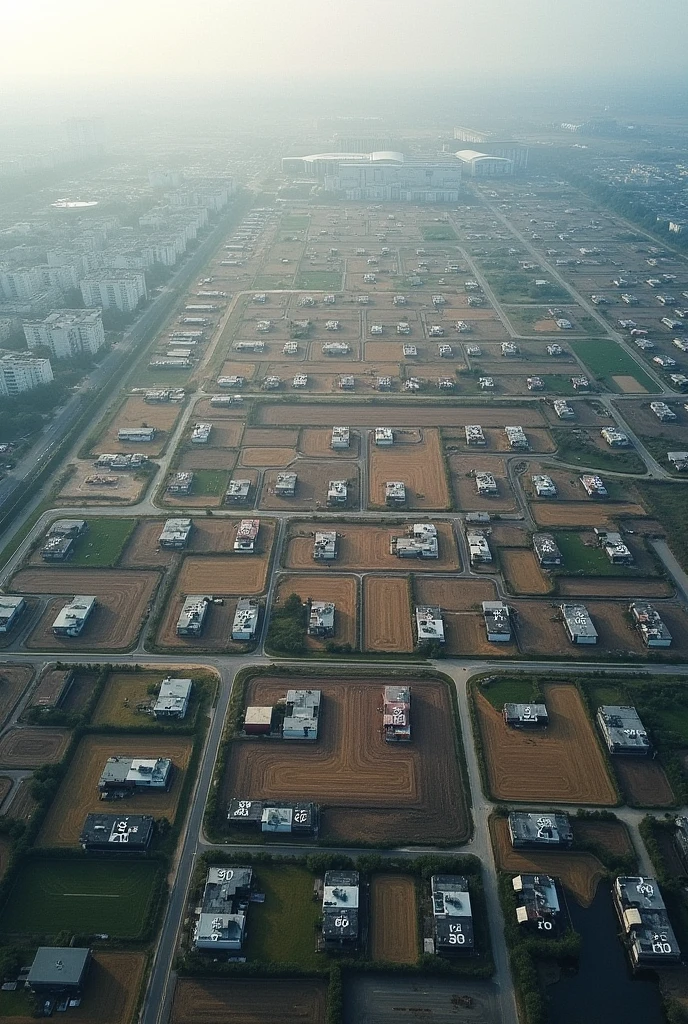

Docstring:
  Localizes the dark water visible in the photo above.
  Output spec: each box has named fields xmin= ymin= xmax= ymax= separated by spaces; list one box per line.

xmin=546 ymin=883 xmax=663 ymax=1024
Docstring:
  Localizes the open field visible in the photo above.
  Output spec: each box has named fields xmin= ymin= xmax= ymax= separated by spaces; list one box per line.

xmin=573 ymin=819 xmax=634 ymax=857
xmin=275 ymin=574 xmax=358 ymax=650
xmin=475 ymin=683 xmax=616 ymax=804
xmin=285 ymin=521 xmax=460 ymax=572
xmin=532 ymin=501 xmax=650 ymax=528
xmin=370 ymin=874 xmax=418 ymax=963
xmin=413 ymin=576 xmax=498 ymax=609
xmin=57 ymin=460 xmax=150 ymax=504
xmin=363 ymin=576 xmax=414 ymax=653
xmin=258 ymin=402 xmax=547 ymax=427
xmin=261 ymin=461 xmax=360 ymax=511
xmin=299 ymin=427 xmax=360 ymax=458
xmin=490 ymin=816 xmax=607 ymax=907
xmin=90 ymin=669 xmax=211 ymax=728
xmin=239 ymin=447 xmax=296 ymax=468
xmin=177 ymin=554 xmax=269 ymax=596
xmin=171 ymin=979 xmax=327 ymax=1024
xmin=13 ymin=569 xmax=160 ymax=651
xmin=555 ymin=577 xmax=673 ymax=598
xmin=0 ymin=859 xmax=160 ymax=939
xmin=570 ymin=339 xmax=657 ymax=392
xmin=38 ymin=734 xmax=194 ymax=846
xmin=440 ymin=611 xmax=518 ymax=658
xmin=510 ymin=599 xmax=650 ymax=659
xmin=243 ymin=428 xmax=300 ymax=447
xmin=118 ymin=520 xmax=176 ymax=567
xmin=97 ymin=396 xmax=181 ymax=456
xmin=368 ymin=429 xmax=449 ymax=509
xmin=449 ymin=456 xmax=517 ymax=511
xmin=344 ymin=974 xmax=501 ymax=1024
xmin=0 ymin=728 xmax=70 ymax=768
xmin=6 ymin=781 xmax=36 ymax=822
xmin=613 ymin=757 xmax=674 ymax=808
xmin=0 ymin=666 xmax=34 ymax=728
xmin=244 ymin=864 xmax=323 ymax=969
xmin=501 ymin=548 xmax=551 ymax=595
xmin=32 ymin=519 xmax=137 ymax=568
xmin=223 ymin=676 xmax=469 ymax=844
xmin=60 ymin=670 xmax=100 ymax=713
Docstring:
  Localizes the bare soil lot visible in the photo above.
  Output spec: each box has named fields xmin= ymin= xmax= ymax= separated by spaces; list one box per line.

xmin=261 ymin=462 xmax=360 ymax=511
xmin=259 ymin=402 xmax=547 ymax=427
xmin=613 ymin=757 xmax=674 ymax=808
xmin=0 ymin=667 xmax=34 ymax=728
xmin=12 ymin=569 xmax=160 ymax=651
xmin=177 ymin=449 xmax=236 ymax=472
xmin=616 ymin=400 xmax=686 ymax=440
xmin=490 ymin=816 xmax=606 ymax=907
xmin=501 ymin=549 xmax=551 ymax=595
xmin=118 ymin=521 xmax=176 ymax=568
xmin=57 ymin=461 xmax=149 ymax=505
xmin=299 ymin=428 xmax=360 ymax=459
xmin=97 ymin=397 xmax=181 ymax=456
xmin=239 ymin=447 xmax=296 ymax=468
xmin=475 ymin=683 xmax=616 ymax=804
xmin=510 ymin=599 xmax=651 ymax=659
xmin=177 ymin=523 xmax=274 ymax=595
xmin=243 ymin=428 xmax=300 ymax=447
xmin=39 ymin=734 xmax=194 ymax=846
xmin=223 ymin=676 xmax=469 ymax=845
xmin=285 ymin=521 xmax=460 ymax=572
xmin=532 ymin=501 xmax=649 ymax=528
xmin=370 ymin=874 xmax=418 ymax=963
xmin=171 ymin=979 xmax=327 ymax=1024
xmin=0 ymin=728 xmax=70 ymax=768
xmin=275 ymin=574 xmax=358 ymax=650
xmin=157 ymin=595 xmax=244 ymax=651
xmin=449 ymin=456 xmax=516 ymax=511
xmin=363 ymin=576 xmax=413 ymax=653
xmin=555 ymin=578 xmax=673 ymax=598
xmin=368 ymin=429 xmax=450 ymax=509
xmin=413 ymin=576 xmax=498 ymax=610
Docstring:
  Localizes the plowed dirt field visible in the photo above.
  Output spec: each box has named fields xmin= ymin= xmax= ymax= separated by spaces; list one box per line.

xmin=275 ymin=574 xmax=358 ymax=649
xmin=285 ymin=522 xmax=459 ymax=571
xmin=171 ymin=979 xmax=327 ymax=1024
xmin=369 ymin=430 xmax=450 ymax=509
xmin=370 ymin=874 xmax=418 ymax=963
xmin=364 ymin=576 xmax=413 ymax=653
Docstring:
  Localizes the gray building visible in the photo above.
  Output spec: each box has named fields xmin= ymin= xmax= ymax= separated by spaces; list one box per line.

xmin=193 ymin=866 xmax=253 ymax=951
xmin=597 ymin=706 xmax=651 ymax=755
xmin=533 ymin=533 xmax=562 ymax=567
xmin=482 ymin=601 xmax=511 ymax=642
xmin=159 ymin=518 xmax=192 ymax=548
xmin=629 ymin=602 xmax=672 ymax=647
xmin=308 ymin=601 xmax=335 ymax=638
xmin=98 ymin=756 xmax=173 ymax=793
xmin=232 ymin=597 xmax=260 ymax=641
xmin=227 ymin=799 xmax=319 ymax=836
xmin=503 ymin=703 xmax=548 ymax=729
xmin=560 ymin=604 xmax=598 ymax=645
xmin=508 ymin=812 xmax=573 ymax=849
xmin=614 ymin=876 xmax=681 ymax=967
xmin=27 ymin=948 xmax=91 ymax=996
xmin=431 ymin=875 xmax=474 ymax=953
xmin=176 ymin=595 xmax=210 ymax=637
xmin=80 ymin=813 xmax=154 ymax=853
xmin=322 ymin=870 xmax=360 ymax=947
xmin=52 ymin=595 xmax=96 ymax=637
xmin=153 ymin=677 xmax=192 ymax=719
xmin=283 ymin=689 xmax=320 ymax=740
xmin=0 ymin=595 xmax=25 ymax=633
xmin=513 ymin=875 xmax=561 ymax=931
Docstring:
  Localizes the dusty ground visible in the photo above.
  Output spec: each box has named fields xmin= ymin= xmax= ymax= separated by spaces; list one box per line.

xmin=490 ymin=816 xmax=606 ymax=907
xmin=532 ymin=502 xmax=648 ymax=528
xmin=274 ymin=574 xmax=358 ymax=650
xmin=243 ymin=428 xmax=300 ymax=447
xmin=6 ymin=781 xmax=36 ymax=822
xmin=611 ymin=375 xmax=648 ymax=394
xmin=171 ymin=979 xmax=327 ymax=1024
xmin=363 ymin=575 xmax=414 ymax=653
xmin=501 ymin=549 xmax=551 ymax=595
xmin=555 ymin=578 xmax=673 ymax=598
xmin=118 ymin=521 xmax=176 ymax=568
xmin=261 ymin=462 xmax=360 ymax=511
xmin=224 ymin=676 xmax=469 ymax=845
xmin=475 ymin=683 xmax=616 ymax=805
xmin=439 ymin=611 xmax=519 ymax=658
xmin=413 ymin=576 xmax=498 ymax=610
xmin=97 ymin=396 xmax=181 ymax=456
xmin=239 ymin=447 xmax=296 ymax=468
xmin=0 ymin=666 xmax=34 ymax=728
xmin=201 ymin=419 xmax=244 ymax=448
xmin=259 ymin=402 xmax=547 ymax=427
xmin=157 ymin=595 xmax=244 ymax=651
xmin=13 ymin=570 xmax=160 ymax=651
xmin=177 ymin=449 xmax=235 ymax=472
xmin=510 ymin=599 xmax=649 ymax=659
xmin=177 ymin=553 xmax=270 ymax=596
xmin=370 ymin=874 xmax=418 ymax=963
xmin=368 ymin=430 xmax=450 ymax=509
xmin=38 ymin=734 xmax=194 ymax=846
xmin=613 ymin=757 xmax=675 ymax=808
xmin=449 ymin=456 xmax=517 ymax=511
xmin=0 ymin=728 xmax=70 ymax=768
xmin=299 ymin=428 xmax=360 ymax=459
xmin=57 ymin=461 xmax=149 ymax=504
xmin=285 ymin=521 xmax=460 ymax=572
xmin=572 ymin=819 xmax=634 ymax=858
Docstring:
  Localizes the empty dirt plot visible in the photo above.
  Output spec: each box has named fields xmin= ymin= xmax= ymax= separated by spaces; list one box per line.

xmin=261 ymin=462 xmax=360 ymax=511
xmin=224 ymin=676 xmax=468 ymax=845
xmin=285 ymin=521 xmax=460 ymax=572
xmin=13 ymin=569 xmax=160 ymax=651
xmin=490 ymin=816 xmax=606 ymax=907
xmin=243 ymin=428 xmax=300 ymax=447
xmin=239 ymin=447 xmax=296 ymax=468
xmin=57 ymin=461 xmax=149 ymax=504
xmin=413 ymin=576 xmax=498 ymax=610
xmin=157 ymin=594 xmax=243 ymax=651
xmin=476 ymin=683 xmax=616 ymax=805
xmin=299 ymin=427 xmax=360 ymax=458
xmin=275 ymin=574 xmax=358 ymax=650
xmin=370 ymin=874 xmax=418 ymax=963
xmin=364 ymin=576 xmax=413 ymax=653
xmin=177 ymin=538 xmax=273 ymax=596
xmin=39 ymin=734 xmax=194 ymax=847
xmin=532 ymin=501 xmax=648 ymax=528
xmin=0 ymin=666 xmax=33 ymax=727
xmin=449 ymin=456 xmax=517 ymax=511
xmin=98 ymin=397 xmax=181 ymax=456
xmin=0 ymin=728 xmax=70 ymax=768
xmin=573 ymin=819 xmax=634 ymax=858
xmin=199 ymin=420 xmax=244 ymax=448
xmin=171 ymin=979 xmax=327 ymax=1024
xmin=118 ymin=520 xmax=176 ymax=568
xmin=440 ymin=611 xmax=518 ymax=658
xmin=501 ymin=549 xmax=551 ymax=595
xmin=369 ymin=430 xmax=449 ymax=510
xmin=258 ymin=402 xmax=548 ymax=428
xmin=612 ymin=375 xmax=648 ymax=394
xmin=613 ymin=757 xmax=674 ymax=808
xmin=6 ymin=781 xmax=36 ymax=822
xmin=177 ymin=449 xmax=236 ymax=472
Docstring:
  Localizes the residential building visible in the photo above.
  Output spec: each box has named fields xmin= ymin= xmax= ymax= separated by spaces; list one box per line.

xmin=597 ymin=706 xmax=651 ymax=755
xmin=24 ymin=308 xmax=105 ymax=358
xmin=80 ymin=273 xmax=147 ymax=313
xmin=0 ymin=596 xmax=25 ymax=633
xmin=193 ymin=866 xmax=253 ymax=951
xmin=508 ymin=812 xmax=573 ymax=849
xmin=465 ymin=424 xmax=486 ymax=445
xmin=475 ymin=471 xmax=498 ymax=495
xmin=580 ymin=474 xmax=608 ymax=498
xmin=391 ymin=523 xmax=438 ymax=559
xmin=505 ymin=425 xmax=528 ymax=449
xmin=415 ymin=605 xmax=445 ymax=644
xmin=153 ymin=678 xmax=192 ymax=719
xmin=234 ymin=519 xmax=260 ymax=553
xmin=513 ymin=875 xmax=561 ymax=932
xmin=613 ymin=876 xmax=681 ymax=967
xmin=331 ymin=426 xmax=350 ymax=449
xmin=227 ymin=800 xmax=319 ymax=836
xmin=176 ymin=595 xmax=211 ymax=637
xmin=322 ymin=870 xmax=360 ymax=947
xmin=482 ymin=601 xmax=512 ymax=642
xmin=383 ymin=685 xmax=411 ymax=742
xmin=232 ymin=598 xmax=260 ymax=641
xmin=561 ymin=603 xmax=598 ymax=644
xmin=314 ymin=531 xmax=337 ymax=560
xmin=503 ymin=703 xmax=549 ymax=728
xmin=385 ymin=481 xmax=406 ymax=504
xmin=191 ymin=422 xmax=212 ymax=444
xmin=159 ymin=518 xmax=192 ymax=549
xmin=594 ymin=529 xmax=633 ymax=565
xmin=283 ymin=689 xmax=320 ymax=740
xmin=431 ymin=876 xmax=474 ymax=953
xmin=225 ymin=479 xmax=251 ymax=503
xmin=308 ymin=601 xmax=335 ymax=639
xmin=80 ymin=813 xmax=154 ymax=853
xmin=118 ymin=427 xmax=156 ymax=443
xmin=629 ymin=602 xmax=672 ymax=647
xmin=532 ymin=475 xmax=557 ymax=498
xmin=275 ymin=472 xmax=297 ymax=497
xmin=167 ymin=472 xmax=193 ymax=495
xmin=601 ymin=427 xmax=630 ymax=447
xmin=327 ymin=480 xmax=348 ymax=505
xmin=375 ymin=427 xmax=394 ymax=445
xmin=650 ymin=401 xmax=677 ymax=422
xmin=467 ymin=531 xmax=492 ymax=563
xmin=52 ymin=595 xmax=96 ymax=637
xmin=553 ymin=399 xmax=575 ymax=419
xmin=0 ymin=353 xmax=53 ymax=396
xmin=533 ymin=533 xmax=563 ymax=567
xmin=27 ymin=948 xmax=91 ymax=997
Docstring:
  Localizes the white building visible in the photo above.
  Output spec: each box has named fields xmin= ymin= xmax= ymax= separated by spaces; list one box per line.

xmin=0 ymin=354 xmax=53 ymax=396
xmin=232 ymin=598 xmax=260 ymax=641
xmin=415 ymin=606 xmax=445 ymax=643
xmin=153 ymin=678 xmax=192 ymax=719
xmin=24 ymin=308 xmax=106 ymax=358
xmin=52 ymin=595 xmax=96 ymax=637
xmin=80 ymin=273 xmax=147 ymax=313
xmin=455 ymin=150 xmax=514 ymax=176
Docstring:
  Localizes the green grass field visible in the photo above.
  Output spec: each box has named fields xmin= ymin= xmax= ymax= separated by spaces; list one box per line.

xmin=252 ymin=275 xmax=294 ymax=290
xmin=70 ymin=519 xmax=136 ymax=567
xmin=570 ymin=339 xmax=657 ymax=392
xmin=553 ymin=531 xmax=635 ymax=576
xmin=0 ymin=859 xmax=161 ymax=939
xmin=295 ymin=271 xmax=342 ymax=290
xmin=636 ymin=482 xmax=688 ymax=570
xmin=244 ymin=865 xmax=324 ymax=969
xmin=281 ymin=215 xmax=310 ymax=230
xmin=421 ymin=225 xmax=457 ymax=241
xmin=551 ymin=427 xmax=647 ymax=474
xmin=192 ymin=470 xmax=230 ymax=497
xmin=476 ymin=676 xmax=537 ymax=710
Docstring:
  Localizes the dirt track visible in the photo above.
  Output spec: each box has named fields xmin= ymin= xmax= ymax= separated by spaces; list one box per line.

xmin=370 ymin=874 xmax=418 ymax=963
xmin=38 ymin=734 xmax=193 ymax=846
xmin=171 ymin=979 xmax=327 ymax=1024
xmin=0 ymin=728 xmax=70 ymax=768
xmin=285 ymin=522 xmax=460 ymax=572
xmin=275 ymin=574 xmax=358 ymax=649
xmin=224 ymin=677 xmax=469 ymax=844
xmin=364 ymin=576 xmax=413 ymax=653
xmin=476 ymin=683 xmax=616 ymax=805
xmin=490 ymin=816 xmax=606 ymax=907
xmin=369 ymin=430 xmax=450 ymax=509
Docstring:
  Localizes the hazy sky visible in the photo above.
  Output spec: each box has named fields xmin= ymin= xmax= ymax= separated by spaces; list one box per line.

xmin=4 ymin=0 xmax=688 ymax=92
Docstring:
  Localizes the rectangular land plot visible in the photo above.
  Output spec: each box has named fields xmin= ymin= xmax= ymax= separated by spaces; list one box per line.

xmin=171 ymin=979 xmax=327 ymax=1024
xmin=449 ymin=455 xmax=517 ymax=511
xmin=12 ymin=569 xmax=160 ymax=651
xmin=57 ymin=460 xmax=149 ymax=505
xmin=475 ymin=682 xmax=616 ymax=804
xmin=511 ymin=599 xmax=648 ymax=658
xmin=613 ymin=757 xmax=674 ymax=808
xmin=364 ymin=576 xmax=413 ymax=653
xmin=368 ymin=429 xmax=449 ymax=509
xmin=532 ymin=501 xmax=650 ymax=528
xmin=0 ymin=728 xmax=70 ymax=768
xmin=223 ymin=676 xmax=469 ymax=845
xmin=343 ymin=975 xmax=501 ymax=1024
xmin=261 ymin=462 xmax=360 ymax=511
xmin=298 ymin=427 xmax=360 ymax=458
xmin=501 ymin=549 xmax=551 ymax=595
xmin=370 ymin=874 xmax=418 ymax=963
xmin=157 ymin=594 xmax=244 ymax=651
xmin=38 ymin=734 xmax=194 ymax=846
xmin=285 ymin=521 xmax=460 ymax=572
xmin=258 ymin=402 xmax=547 ymax=427
xmin=177 ymin=554 xmax=270 ymax=597
xmin=96 ymin=396 xmax=182 ymax=456
xmin=0 ymin=666 xmax=34 ymax=728
xmin=275 ymin=574 xmax=358 ymax=650
xmin=0 ymin=859 xmax=162 ymax=938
